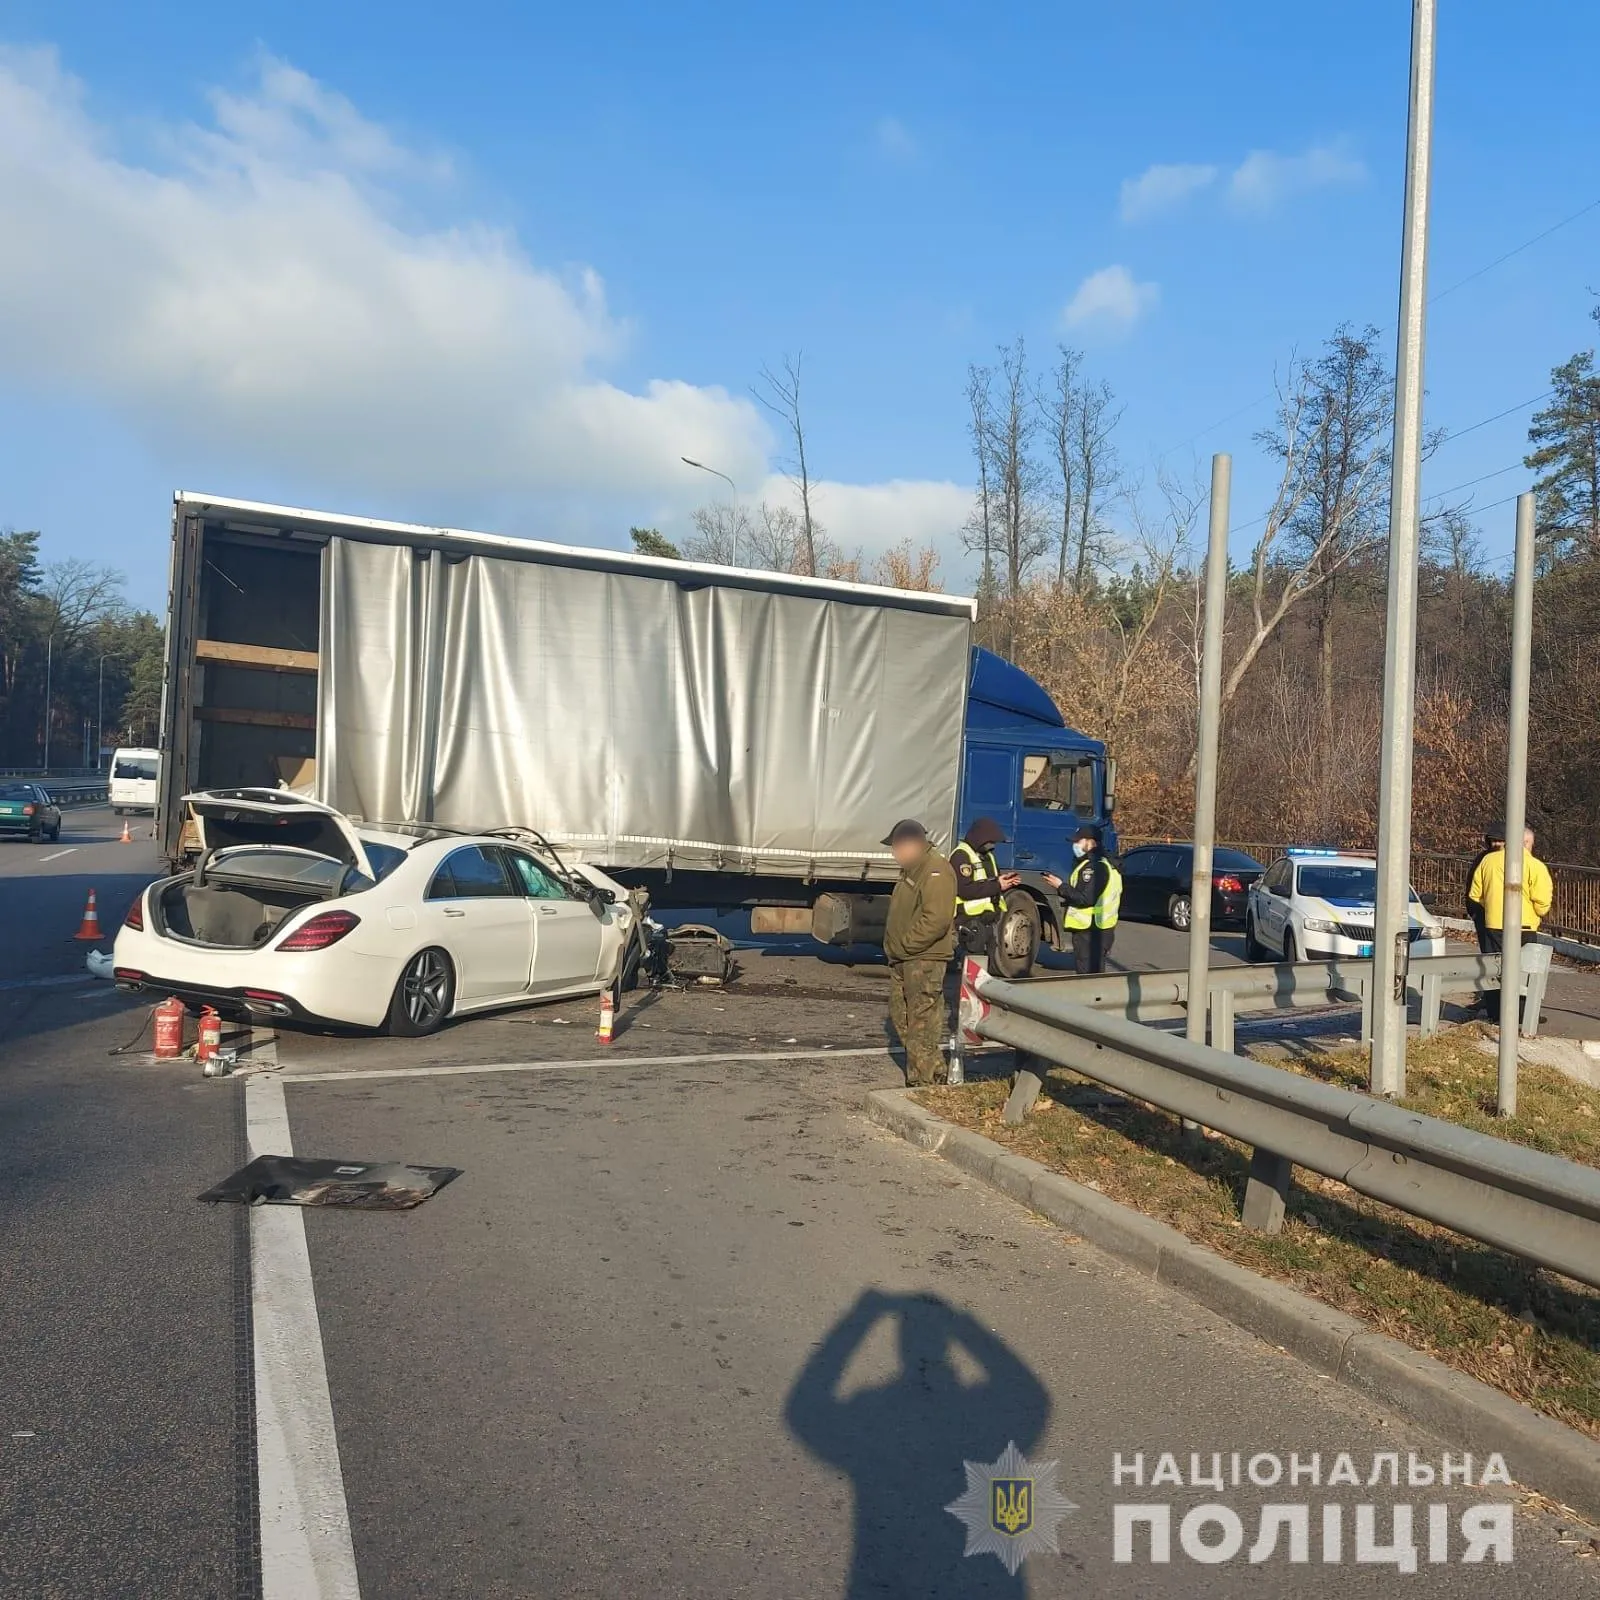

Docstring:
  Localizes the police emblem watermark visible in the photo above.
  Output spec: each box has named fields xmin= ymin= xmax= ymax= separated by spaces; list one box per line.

xmin=946 ymin=1441 xmax=1076 ymax=1575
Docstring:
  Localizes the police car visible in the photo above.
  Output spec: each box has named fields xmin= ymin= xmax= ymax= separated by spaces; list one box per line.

xmin=1243 ymin=849 xmax=1447 ymax=963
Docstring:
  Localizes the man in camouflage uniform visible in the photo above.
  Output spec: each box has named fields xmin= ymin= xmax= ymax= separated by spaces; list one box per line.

xmin=882 ymin=819 xmax=957 ymax=1086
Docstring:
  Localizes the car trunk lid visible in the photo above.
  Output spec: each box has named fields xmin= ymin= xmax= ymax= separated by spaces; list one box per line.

xmin=185 ymin=788 xmax=374 ymax=879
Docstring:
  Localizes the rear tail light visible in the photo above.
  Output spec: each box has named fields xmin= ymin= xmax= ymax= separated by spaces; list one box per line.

xmin=1215 ymin=875 xmax=1243 ymax=893
xmin=123 ymin=896 xmax=144 ymax=931
xmin=21 ymin=804 xmax=34 ymax=816
xmin=276 ymin=910 xmax=360 ymax=952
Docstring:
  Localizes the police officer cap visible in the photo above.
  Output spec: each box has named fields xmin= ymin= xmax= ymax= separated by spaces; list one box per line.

xmin=1072 ymin=823 xmax=1104 ymax=845
xmin=882 ymin=818 xmax=929 ymax=846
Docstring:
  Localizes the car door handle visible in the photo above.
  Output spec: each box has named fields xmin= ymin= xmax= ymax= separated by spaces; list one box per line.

xmin=1015 ymin=850 xmax=1037 ymax=862
xmin=443 ymin=907 xmax=466 ymax=917
xmin=538 ymin=906 xmax=561 ymax=916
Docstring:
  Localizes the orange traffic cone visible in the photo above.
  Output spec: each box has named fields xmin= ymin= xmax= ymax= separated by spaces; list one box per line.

xmin=75 ymin=888 xmax=103 ymax=941
xmin=119 ymin=818 xmax=132 ymax=844
xmin=595 ymin=986 xmax=615 ymax=1045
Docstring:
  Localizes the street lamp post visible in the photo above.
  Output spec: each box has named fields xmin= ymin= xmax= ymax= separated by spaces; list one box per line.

xmin=1370 ymin=0 xmax=1438 ymax=1099
xmin=680 ymin=456 xmax=740 ymax=564
xmin=97 ymin=653 xmax=106 ymax=771
xmin=42 ymin=634 xmax=53 ymax=772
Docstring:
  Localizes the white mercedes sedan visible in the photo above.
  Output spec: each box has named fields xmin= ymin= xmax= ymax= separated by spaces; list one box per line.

xmin=114 ymin=788 xmax=638 ymax=1035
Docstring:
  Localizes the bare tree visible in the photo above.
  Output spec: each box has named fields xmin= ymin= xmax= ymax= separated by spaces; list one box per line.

xmin=989 ymin=338 xmax=1049 ymax=599
xmin=754 ymin=354 xmax=818 ymax=576
xmin=1278 ymin=325 xmax=1393 ymax=782
xmin=683 ymin=503 xmax=754 ymax=565
xmin=1101 ymin=468 xmax=1202 ymax=736
xmin=1038 ymin=346 xmax=1081 ymax=589
xmin=41 ymin=560 xmax=127 ymax=641
xmin=1070 ymin=375 xmax=1124 ymax=589
xmin=960 ymin=362 xmax=998 ymax=602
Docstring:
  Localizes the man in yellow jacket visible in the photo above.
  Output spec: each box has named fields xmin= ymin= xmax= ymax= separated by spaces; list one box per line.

xmin=1468 ymin=825 xmax=1553 ymax=1023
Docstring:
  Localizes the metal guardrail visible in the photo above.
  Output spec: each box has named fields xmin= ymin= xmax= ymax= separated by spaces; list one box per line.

xmin=39 ymin=781 xmax=109 ymax=806
xmin=968 ymin=968 xmax=1600 ymax=1290
xmin=0 ymin=768 xmax=108 ymax=806
xmin=1008 ymin=947 xmax=1553 ymax=1044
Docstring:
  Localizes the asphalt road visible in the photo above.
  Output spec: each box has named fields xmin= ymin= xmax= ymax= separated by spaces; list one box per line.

xmin=0 ymin=809 xmax=1594 ymax=1596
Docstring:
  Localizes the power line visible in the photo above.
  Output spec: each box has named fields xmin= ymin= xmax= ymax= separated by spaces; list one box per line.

xmin=1431 ymin=389 xmax=1553 ymax=447
xmin=1428 ymin=196 xmax=1600 ymax=305
xmin=1423 ymin=460 xmax=1524 ymax=502
xmin=1155 ymin=200 xmax=1599 ymax=460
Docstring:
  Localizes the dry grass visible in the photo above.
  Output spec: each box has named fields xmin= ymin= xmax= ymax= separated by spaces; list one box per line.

xmin=917 ymin=1030 xmax=1600 ymax=1438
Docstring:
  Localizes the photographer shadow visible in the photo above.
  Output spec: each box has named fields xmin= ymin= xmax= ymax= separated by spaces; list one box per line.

xmin=785 ymin=1289 xmax=1051 ymax=1598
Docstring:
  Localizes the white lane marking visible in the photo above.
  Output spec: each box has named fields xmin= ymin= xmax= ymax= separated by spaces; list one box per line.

xmin=246 ymin=1074 xmax=362 ymax=1600
xmin=39 ymin=848 xmax=77 ymax=863
xmin=285 ymin=1044 xmax=891 ymax=1085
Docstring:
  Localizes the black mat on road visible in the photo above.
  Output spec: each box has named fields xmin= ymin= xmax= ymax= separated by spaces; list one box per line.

xmin=198 ymin=1155 xmax=462 ymax=1210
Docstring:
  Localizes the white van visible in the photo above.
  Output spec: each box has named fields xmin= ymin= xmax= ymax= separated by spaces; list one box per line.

xmin=109 ymin=747 xmax=161 ymax=815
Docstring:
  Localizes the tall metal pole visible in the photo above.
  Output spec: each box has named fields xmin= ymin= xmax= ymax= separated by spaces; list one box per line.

xmin=1370 ymin=0 xmax=1437 ymax=1099
xmin=1187 ymin=454 xmax=1232 ymax=1051
xmin=42 ymin=633 xmax=53 ymax=772
xmin=1497 ymin=492 xmax=1536 ymax=1117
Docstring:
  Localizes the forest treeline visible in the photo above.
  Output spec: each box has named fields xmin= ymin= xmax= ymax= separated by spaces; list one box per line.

xmin=652 ymin=299 xmax=1600 ymax=864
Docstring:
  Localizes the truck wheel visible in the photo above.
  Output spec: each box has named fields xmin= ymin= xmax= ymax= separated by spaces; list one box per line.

xmin=387 ymin=948 xmax=455 ymax=1037
xmin=1167 ymin=893 xmax=1192 ymax=932
xmin=990 ymin=892 xmax=1042 ymax=980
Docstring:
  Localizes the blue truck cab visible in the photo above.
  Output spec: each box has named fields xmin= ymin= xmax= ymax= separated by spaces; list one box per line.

xmin=956 ymin=647 xmax=1117 ymax=972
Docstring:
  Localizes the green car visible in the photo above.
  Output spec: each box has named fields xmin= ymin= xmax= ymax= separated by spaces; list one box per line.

xmin=0 ymin=783 xmax=63 ymax=842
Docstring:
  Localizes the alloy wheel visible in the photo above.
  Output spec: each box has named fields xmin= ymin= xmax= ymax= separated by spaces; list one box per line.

xmin=403 ymin=949 xmax=451 ymax=1027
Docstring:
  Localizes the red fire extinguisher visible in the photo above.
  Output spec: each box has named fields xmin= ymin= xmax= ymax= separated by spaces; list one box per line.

xmin=197 ymin=1005 xmax=223 ymax=1064
xmin=153 ymin=995 xmax=186 ymax=1059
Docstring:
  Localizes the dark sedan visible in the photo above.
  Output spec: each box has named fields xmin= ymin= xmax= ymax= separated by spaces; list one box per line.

xmin=0 ymin=783 xmax=63 ymax=843
xmin=1117 ymin=844 xmax=1265 ymax=930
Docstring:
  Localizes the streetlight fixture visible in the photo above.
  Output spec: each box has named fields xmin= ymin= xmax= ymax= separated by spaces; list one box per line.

xmin=680 ymin=456 xmax=741 ymax=564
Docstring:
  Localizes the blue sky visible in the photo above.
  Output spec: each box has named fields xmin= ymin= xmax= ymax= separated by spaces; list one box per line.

xmin=0 ymin=0 xmax=1595 ymax=610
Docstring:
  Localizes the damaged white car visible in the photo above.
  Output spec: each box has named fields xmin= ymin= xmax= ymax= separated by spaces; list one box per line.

xmin=114 ymin=789 xmax=638 ymax=1035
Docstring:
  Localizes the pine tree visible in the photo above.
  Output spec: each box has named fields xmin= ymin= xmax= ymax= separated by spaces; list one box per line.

xmin=1524 ymin=304 xmax=1600 ymax=563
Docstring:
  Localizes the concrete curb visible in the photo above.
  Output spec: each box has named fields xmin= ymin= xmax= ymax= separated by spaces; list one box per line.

xmin=866 ymin=1087 xmax=1600 ymax=1521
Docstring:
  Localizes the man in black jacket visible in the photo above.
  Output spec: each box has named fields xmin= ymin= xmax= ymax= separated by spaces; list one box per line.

xmin=949 ymin=816 xmax=1020 ymax=964
xmin=1045 ymin=824 xmax=1122 ymax=974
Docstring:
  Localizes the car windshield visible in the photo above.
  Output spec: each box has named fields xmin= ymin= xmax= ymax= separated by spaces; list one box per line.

xmin=1296 ymin=864 xmax=1423 ymax=905
xmin=114 ymin=757 xmax=158 ymax=780
xmin=0 ymin=784 xmax=37 ymax=800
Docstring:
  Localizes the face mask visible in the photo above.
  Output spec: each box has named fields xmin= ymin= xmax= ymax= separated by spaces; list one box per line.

xmin=1072 ymin=840 xmax=1089 ymax=858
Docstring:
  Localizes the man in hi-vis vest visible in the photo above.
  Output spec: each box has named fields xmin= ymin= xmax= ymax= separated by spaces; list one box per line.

xmin=949 ymin=816 xmax=1020 ymax=965
xmin=1044 ymin=823 xmax=1121 ymax=974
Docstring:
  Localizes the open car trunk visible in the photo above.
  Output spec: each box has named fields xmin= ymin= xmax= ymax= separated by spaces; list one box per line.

xmin=155 ymin=842 xmax=358 ymax=949
xmin=156 ymin=880 xmax=326 ymax=949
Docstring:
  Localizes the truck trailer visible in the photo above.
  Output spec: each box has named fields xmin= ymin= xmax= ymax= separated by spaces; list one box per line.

xmin=156 ymin=493 xmax=1115 ymax=973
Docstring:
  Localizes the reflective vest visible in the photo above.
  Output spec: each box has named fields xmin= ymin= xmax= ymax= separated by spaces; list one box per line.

xmin=951 ymin=839 xmax=1001 ymax=919
xmin=1062 ymin=856 xmax=1122 ymax=931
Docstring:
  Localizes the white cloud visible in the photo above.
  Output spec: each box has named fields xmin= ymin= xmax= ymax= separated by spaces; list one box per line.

xmin=1226 ymin=143 xmax=1366 ymax=212
xmin=873 ymin=114 xmax=917 ymax=163
xmin=0 ymin=46 xmax=769 ymax=500
xmin=760 ymin=475 xmax=970 ymax=559
xmin=1061 ymin=265 xmax=1159 ymax=335
xmin=1118 ymin=161 xmax=1218 ymax=223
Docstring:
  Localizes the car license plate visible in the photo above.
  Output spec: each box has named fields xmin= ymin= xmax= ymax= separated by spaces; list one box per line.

xmin=1357 ymin=942 xmax=1373 ymax=958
